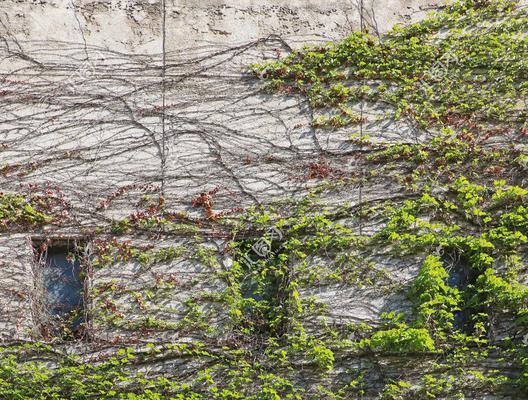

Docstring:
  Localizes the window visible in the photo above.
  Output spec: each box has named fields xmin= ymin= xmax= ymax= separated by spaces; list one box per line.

xmin=444 ymin=252 xmax=478 ymax=333
xmin=34 ymin=241 xmax=87 ymax=340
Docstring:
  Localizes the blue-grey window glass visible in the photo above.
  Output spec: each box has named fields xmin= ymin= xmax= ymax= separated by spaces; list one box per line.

xmin=42 ymin=246 xmax=84 ymax=333
xmin=445 ymin=255 xmax=476 ymax=333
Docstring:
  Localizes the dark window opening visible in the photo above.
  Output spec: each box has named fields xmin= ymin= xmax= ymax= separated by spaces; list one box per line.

xmin=241 ymin=278 xmax=264 ymax=302
xmin=237 ymin=236 xmax=288 ymax=337
xmin=443 ymin=251 xmax=479 ymax=334
xmin=34 ymin=241 xmax=87 ymax=340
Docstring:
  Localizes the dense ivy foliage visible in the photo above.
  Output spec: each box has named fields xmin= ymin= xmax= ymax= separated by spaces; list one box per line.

xmin=251 ymin=0 xmax=527 ymax=130
xmin=0 ymin=193 xmax=52 ymax=229
xmin=2 ymin=0 xmax=528 ymax=398
xmin=251 ymin=0 xmax=528 ymax=396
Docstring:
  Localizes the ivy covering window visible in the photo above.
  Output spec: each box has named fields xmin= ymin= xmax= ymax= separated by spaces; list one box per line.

xmin=444 ymin=253 xmax=477 ymax=333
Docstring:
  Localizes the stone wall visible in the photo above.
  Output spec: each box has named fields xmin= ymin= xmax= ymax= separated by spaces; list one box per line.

xmin=0 ymin=0 xmax=442 ymax=341
xmin=3 ymin=1 xmax=526 ymax=399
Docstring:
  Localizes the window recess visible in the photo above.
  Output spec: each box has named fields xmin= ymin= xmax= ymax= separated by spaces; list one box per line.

xmin=33 ymin=240 xmax=88 ymax=340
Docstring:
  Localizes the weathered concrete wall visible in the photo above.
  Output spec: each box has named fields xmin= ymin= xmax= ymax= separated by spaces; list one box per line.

xmin=0 ymin=0 xmax=474 ymax=397
xmin=0 ymin=235 xmax=34 ymax=340
xmin=0 ymin=0 xmax=438 ymax=210
xmin=0 ymin=0 xmax=443 ymax=339
xmin=1 ymin=0 xmax=443 ymax=51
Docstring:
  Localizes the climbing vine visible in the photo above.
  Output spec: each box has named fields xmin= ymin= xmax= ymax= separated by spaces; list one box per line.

xmin=0 ymin=0 xmax=527 ymax=398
